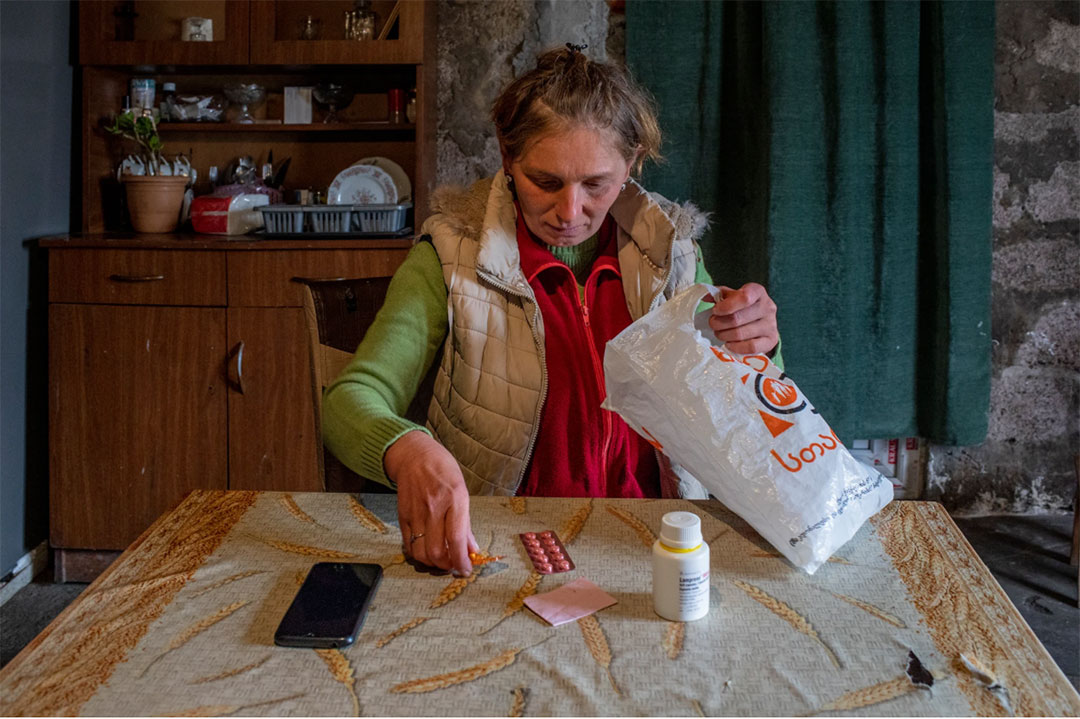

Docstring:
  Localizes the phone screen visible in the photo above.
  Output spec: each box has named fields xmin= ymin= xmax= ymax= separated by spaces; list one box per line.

xmin=274 ymin=562 xmax=382 ymax=648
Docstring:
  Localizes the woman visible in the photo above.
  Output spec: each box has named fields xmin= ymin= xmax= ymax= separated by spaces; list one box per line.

xmin=323 ymin=46 xmax=779 ymax=577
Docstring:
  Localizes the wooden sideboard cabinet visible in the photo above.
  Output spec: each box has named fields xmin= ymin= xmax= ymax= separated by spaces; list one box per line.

xmin=45 ymin=236 xmax=411 ymax=579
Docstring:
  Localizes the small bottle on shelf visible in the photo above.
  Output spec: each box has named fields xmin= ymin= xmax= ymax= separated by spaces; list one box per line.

xmin=387 ymin=88 xmax=405 ymax=124
xmin=159 ymin=82 xmax=176 ymax=122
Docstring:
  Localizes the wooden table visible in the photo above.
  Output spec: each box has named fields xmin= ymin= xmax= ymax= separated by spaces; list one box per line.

xmin=2 ymin=492 xmax=1078 ymax=716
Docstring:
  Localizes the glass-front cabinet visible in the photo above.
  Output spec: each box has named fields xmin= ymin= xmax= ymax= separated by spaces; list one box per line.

xmin=78 ymin=0 xmax=436 ymax=232
xmin=79 ymin=0 xmax=425 ymax=66
xmin=79 ymin=0 xmax=251 ymax=65
xmin=251 ymin=0 xmax=427 ymax=64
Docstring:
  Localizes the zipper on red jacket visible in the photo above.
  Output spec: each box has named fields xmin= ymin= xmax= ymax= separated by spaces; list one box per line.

xmin=574 ymin=270 xmax=613 ymax=491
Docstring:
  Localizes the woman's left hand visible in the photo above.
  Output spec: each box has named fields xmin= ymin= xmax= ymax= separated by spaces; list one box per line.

xmin=707 ymin=283 xmax=779 ymax=356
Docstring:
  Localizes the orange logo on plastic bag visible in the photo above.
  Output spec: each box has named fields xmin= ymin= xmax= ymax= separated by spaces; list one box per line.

xmin=770 ymin=429 xmax=841 ymax=473
xmin=758 ymin=411 xmax=794 ymax=438
xmin=711 ymin=347 xmax=770 ymax=372
xmin=761 ymin=378 xmax=798 ymax=407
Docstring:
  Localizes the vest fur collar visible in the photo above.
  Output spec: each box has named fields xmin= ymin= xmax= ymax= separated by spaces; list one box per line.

xmin=429 ymin=173 xmax=710 ymax=290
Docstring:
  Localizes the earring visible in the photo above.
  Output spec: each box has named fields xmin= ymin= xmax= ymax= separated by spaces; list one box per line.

xmin=505 ymin=173 xmax=514 ymax=185
xmin=621 ymin=182 xmax=627 ymax=191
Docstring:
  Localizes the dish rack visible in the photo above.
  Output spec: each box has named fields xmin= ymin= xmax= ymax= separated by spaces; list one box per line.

xmin=259 ymin=202 xmax=412 ymax=236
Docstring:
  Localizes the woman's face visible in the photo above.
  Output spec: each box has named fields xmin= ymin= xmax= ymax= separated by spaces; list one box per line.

xmin=504 ymin=125 xmax=633 ymax=247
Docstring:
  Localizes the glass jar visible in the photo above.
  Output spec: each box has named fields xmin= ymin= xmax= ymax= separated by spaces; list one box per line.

xmin=298 ymin=15 xmax=322 ymax=41
xmin=345 ymin=1 xmax=376 ymax=40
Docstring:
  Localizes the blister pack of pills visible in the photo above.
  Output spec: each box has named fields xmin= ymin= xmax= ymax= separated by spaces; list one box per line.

xmin=519 ymin=531 xmax=575 ymax=574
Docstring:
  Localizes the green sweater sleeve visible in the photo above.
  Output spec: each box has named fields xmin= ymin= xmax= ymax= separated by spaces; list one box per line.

xmin=321 ymin=241 xmax=448 ymax=487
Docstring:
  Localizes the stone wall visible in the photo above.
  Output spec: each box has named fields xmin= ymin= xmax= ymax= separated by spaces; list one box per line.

xmin=435 ymin=0 xmax=609 ymax=187
xmin=434 ymin=0 xmax=1079 ymax=515
xmin=926 ymin=1 xmax=1079 ymax=514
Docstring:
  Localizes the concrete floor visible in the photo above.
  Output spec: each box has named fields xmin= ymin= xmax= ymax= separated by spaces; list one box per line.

xmin=2 ymin=514 xmax=1078 ymax=691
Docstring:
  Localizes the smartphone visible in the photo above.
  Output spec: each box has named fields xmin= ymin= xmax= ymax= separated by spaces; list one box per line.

xmin=274 ymin=562 xmax=382 ymax=649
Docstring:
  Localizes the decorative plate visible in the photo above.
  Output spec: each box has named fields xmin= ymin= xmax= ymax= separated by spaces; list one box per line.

xmin=328 ymin=164 xmax=397 ymax=205
xmin=354 ymin=157 xmax=412 ymax=203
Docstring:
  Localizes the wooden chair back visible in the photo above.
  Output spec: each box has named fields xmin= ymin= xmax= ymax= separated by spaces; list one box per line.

xmin=297 ymin=276 xmax=437 ymax=493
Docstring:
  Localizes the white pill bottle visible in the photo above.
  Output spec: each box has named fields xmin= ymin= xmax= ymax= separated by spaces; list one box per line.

xmin=652 ymin=511 xmax=710 ymax=621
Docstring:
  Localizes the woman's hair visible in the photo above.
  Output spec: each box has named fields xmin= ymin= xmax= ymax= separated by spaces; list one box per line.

xmin=491 ymin=45 xmax=662 ymax=175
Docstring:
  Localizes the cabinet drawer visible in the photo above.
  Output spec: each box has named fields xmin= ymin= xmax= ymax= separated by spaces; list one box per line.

xmin=228 ymin=249 xmax=411 ymax=307
xmin=49 ymin=250 xmax=226 ymax=306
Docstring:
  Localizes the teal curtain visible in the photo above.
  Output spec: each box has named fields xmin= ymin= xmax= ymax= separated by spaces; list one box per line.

xmin=627 ymin=0 xmax=994 ymax=445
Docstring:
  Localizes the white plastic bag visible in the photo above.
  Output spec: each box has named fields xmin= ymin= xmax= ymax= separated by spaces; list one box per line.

xmin=602 ymin=283 xmax=892 ymax=573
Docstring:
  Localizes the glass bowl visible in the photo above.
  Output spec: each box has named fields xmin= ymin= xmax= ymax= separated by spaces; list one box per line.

xmin=224 ymin=83 xmax=265 ymax=124
xmin=313 ymin=83 xmax=354 ymax=123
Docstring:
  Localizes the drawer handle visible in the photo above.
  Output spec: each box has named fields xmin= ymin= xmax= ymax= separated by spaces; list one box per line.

xmin=226 ymin=341 xmax=246 ymax=395
xmin=109 ymin=274 xmax=165 ymax=283
xmin=291 ymin=276 xmax=349 ymax=284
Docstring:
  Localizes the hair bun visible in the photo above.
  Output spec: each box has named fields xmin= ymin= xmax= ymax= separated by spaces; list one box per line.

xmin=565 ymin=42 xmax=588 ymax=55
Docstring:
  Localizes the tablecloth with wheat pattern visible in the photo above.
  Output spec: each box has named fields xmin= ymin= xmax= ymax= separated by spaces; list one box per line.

xmin=2 ymin=491 xmax=1078 ymax=716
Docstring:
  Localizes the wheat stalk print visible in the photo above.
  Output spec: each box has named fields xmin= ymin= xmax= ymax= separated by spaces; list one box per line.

xmin=347 ymin=495 xmax=388 ymax=533
xmin=829 ymin=591 xmax=906 ymax=628
xmin=279 ymin=493 xmax=321 ymax=526
xmin=690 ymin=698 xmax=706 ymax=717
xmin=256 ymin=536 xmax=360 ymax=559
xmin=732 ymin=580 xmax=840 ymax=669
xmin=810 ymin=676 xmax=919 ymax=714
xmin=190 ymin=654 xmax=271 ymax=684
xmin=560 ymin=499 xmax=593 ymax=544
xmin=0 ymin=491 xmax=259 ymax=717
xmin=508 ymin=686 xmax=528 ymax=717
xmin=579 ymin=614 xmax=620 ymax=695
xmin=506 ymin=571 xmax=544 ymax=616
xmin=430 ymin=570 xmax=482 ymax=608
xmin=187 ymin=570 xmax=265 ymax=598
xmin=662 ymin=621 xmax=685 ymax=660
xmin=606 ymin=506 xmax=655 ymax=547
xmin=316 ymin=648 xmax=361 ymax=716
xmin=141 ymin=600 xmax=249 ymax=676
xmin=508 ymin=496 xmax=526 ymax=514
xmin=390 ymin=647 xmax=522 ymax=694
xmin=158 ymin=692 xmax=306 ymax=717
xmin=375 ymin=617 xmax=432 ymax=649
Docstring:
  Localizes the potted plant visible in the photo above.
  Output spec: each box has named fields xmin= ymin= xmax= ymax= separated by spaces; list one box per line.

xmin=106 ymin=112 xmax=189 ymax=233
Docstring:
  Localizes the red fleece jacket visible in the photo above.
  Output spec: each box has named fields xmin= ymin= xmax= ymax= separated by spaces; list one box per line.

xmin=516 ymin=213 xmax=661 ymax=498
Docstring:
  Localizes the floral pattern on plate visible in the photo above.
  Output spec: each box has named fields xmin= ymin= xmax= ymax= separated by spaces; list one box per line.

xmin=328 ymin=164 xmax=398 ymax=205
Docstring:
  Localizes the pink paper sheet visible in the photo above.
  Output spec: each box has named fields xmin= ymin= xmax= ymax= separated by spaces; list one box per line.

xmin=523 ymin=577 xmax=617 ymax=626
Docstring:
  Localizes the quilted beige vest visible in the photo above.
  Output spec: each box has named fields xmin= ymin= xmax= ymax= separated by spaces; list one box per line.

xmin=420 ymin=172 xmax=709 ymax=498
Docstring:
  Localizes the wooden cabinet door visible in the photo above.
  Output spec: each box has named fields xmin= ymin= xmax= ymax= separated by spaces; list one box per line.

xmin=49 ymin=304 xmax=228 ymax=550
xmin=226 ymin=307 xmax=321 ymax=491
xmin=249 ymin=0 xmax=430 ymax=64
xmin=79 ymin=1 xmax=251 ymax=65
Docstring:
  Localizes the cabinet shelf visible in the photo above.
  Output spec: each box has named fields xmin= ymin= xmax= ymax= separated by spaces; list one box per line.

xmin=158 ymin=121 xmax=415 ymax=133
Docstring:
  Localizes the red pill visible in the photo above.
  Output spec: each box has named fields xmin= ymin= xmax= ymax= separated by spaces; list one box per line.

xmin=555 ymin=560 xmax=571 ymax=571
xmin=522 ymin=532 xmax=536 ymax=540
xmin=539 ymin=531 xmax=554 ymax=539
xmin=537 ymin=562 xmax=553 ymax=573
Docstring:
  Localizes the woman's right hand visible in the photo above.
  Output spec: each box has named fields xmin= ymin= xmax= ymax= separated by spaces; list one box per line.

xmin=384 ymin=430 xmax=478 ymax=576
